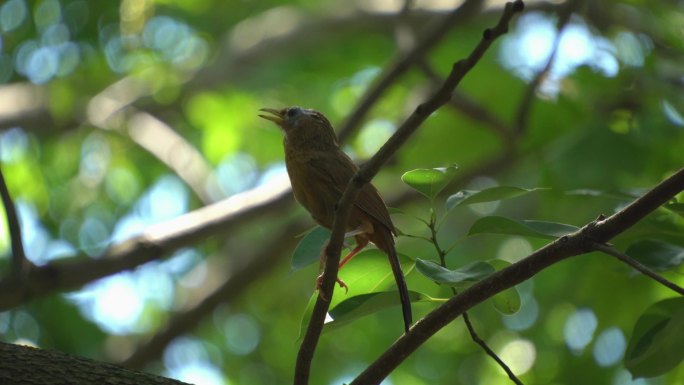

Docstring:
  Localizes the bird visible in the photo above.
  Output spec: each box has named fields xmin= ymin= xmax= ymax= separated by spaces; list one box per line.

xmin=259 ymin=106 xmax=412 ymax=333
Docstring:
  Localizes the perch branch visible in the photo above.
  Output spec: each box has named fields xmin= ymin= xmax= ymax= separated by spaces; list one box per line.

xmin=295 ymin=2 xmax=525 ymax=384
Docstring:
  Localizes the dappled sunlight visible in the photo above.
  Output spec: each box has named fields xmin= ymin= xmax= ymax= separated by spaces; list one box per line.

xmin=500 ymin=11 xmax=620 ymax=95
xmin=164 ymin=337 xmax=226 ymax=385
xmin=499 ymin=338 xmax=536 ymax=375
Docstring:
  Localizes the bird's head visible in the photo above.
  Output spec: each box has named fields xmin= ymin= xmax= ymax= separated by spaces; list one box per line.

xmin=259 ymin=106 xmax=339 ymax=148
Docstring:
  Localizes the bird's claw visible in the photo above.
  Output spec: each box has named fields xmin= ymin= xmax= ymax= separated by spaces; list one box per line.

xmin=316 ymin=273 xmax=349 ymax=301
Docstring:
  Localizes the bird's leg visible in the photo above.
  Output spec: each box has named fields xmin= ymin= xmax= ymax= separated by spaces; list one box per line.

xmin=339 ymin=239 xmax=367 ymax=269
xmin=316 ymin=229 xmax=370 ymax=297
xmin=316 ymin=239 xmax=349 ymax=297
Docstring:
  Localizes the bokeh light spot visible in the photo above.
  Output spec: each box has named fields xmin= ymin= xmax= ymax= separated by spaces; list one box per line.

xmin=564 ymin=307 xmax=597 ymax=352
xmin=223 ymin=314 xmax=261 ymax=356
xmin=497 ymin=236 xmax=533 ymax=263
xmin=0 ymin=0 xmax=27 ymax=32
xmin=593 ymin=327 xmax=626 ymax=367
xmin=499 ymin=339 xmax=536 ymax=375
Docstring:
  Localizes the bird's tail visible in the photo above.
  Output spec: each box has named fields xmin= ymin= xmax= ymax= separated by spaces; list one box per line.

xmin=375 ymin=229 xmax=412 ymax=333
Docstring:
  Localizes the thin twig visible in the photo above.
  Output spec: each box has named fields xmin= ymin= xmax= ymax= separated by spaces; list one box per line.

xmin=513 ymin=0 xmax=579 ymax=133
xmin=426 ymin=207 xmax=523 ymax=384
xmin=593 ymin=242 xmax=684 ymax=296
xmin=0 ymin=167 xmax=31 ymax=277
xmin=349 ymin=166 xmax=684 ymax=384
xmin=294 ymin=3 xmax=525 ymax=384
xmin=462 ymin=312 xmax=524 ymax=385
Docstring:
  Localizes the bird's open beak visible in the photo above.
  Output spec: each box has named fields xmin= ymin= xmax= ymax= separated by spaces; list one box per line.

xmin=258 ymin=108 xmax=284 ymax=125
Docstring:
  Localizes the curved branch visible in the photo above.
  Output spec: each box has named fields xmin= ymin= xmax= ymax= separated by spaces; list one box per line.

xmin=350 ymin=166 xmax=684 ymax=384
xmin=295 ymin=2 xmax=525 ymax=384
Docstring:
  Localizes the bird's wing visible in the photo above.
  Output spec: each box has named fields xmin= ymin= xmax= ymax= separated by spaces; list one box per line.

xmin=308 ymin=151 xmax=395 ymax=234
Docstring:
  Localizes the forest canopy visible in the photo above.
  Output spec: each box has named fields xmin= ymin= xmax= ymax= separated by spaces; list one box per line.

xmin=0 ymin=1 xmax=683 ymax=384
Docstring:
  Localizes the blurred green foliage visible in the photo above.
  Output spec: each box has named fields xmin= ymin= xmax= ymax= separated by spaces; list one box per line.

xmin=1 ymin=0 xmax=684 ymax=384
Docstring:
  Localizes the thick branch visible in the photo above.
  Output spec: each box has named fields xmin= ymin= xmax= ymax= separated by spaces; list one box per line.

xmin=0 ymin=342 xmax=188 ymax=385
xmin=0 ymin=177 xmax=293 ymax=311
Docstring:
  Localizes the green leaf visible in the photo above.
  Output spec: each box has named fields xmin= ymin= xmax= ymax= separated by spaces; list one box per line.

xmin=468 ymin=216 xmax=578 ymax=239
xmin=625 ymin=297 xmax=684 ymax=378
xmin=416 ymin=259 xmax=495 ymax=288
xmin=291 ymin=226 xmax=330 ymax=271
xmin=401 ymin=165 xmax=458 ymax=199
xmin=492 ymin=287 xmax=521 ymax=315
xmin=626 ymin=240 xmax=684 ymax=271
xmin=327 ymin=290 xmax=426 ymax=330
xmin=664 ymin=202 xmax=684 ymax=217
xmin=446 ymin=186 xmax=546 ymax=210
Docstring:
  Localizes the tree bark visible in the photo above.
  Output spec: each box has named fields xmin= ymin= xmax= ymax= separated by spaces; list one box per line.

xmin=0 ymin=343 xmax=189 ymax=385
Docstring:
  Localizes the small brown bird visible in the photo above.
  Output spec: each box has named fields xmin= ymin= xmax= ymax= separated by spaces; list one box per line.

xmin=259 ymin=106 xmax=412 ymax=333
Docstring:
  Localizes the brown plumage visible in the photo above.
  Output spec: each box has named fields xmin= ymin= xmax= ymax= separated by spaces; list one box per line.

xmin=259 ymin=106 xmax=412 ymax=333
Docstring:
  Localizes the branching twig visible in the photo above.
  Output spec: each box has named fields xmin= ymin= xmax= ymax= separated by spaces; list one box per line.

xmin=348 ymin=166 xmax=684 ymax=384
xmin=425 ymin=205 xmax=523 ymax=384
xmin=294 ymin=3 xmax=525 ymax=384
xmin=593 ymin=242 xmax=684 ymax=296
xmin=0 ymin=167 xmax=31 ymax=277
xmin=337 ymin=0 xmax=485 ymax=143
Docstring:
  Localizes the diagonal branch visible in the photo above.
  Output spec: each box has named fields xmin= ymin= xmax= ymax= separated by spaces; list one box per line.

xmin=350 ymin=166 xmax=684 ymax=384
xmin=295 ymin=2 xmax=525 ymax=384
xmin=593 ymin=242 xmax=684 ymax=296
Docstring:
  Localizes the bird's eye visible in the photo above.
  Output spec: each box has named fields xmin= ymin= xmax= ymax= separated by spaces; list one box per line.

xmin=286 ymin=107 xmax=301 ymax=118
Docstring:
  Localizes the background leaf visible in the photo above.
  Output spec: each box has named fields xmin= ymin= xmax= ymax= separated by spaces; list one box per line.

xmin=625 ymin=297 xmax=684 ymax=378
xmin=291 ymin=226 xmax=331 ymax=271
xmin=625 ymin=240 xmax=684 ymax=271
xmin=401 ymin=165 xmax=458 ymax=199
xmin=491 ymin=287 xmax=521 ymax=315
